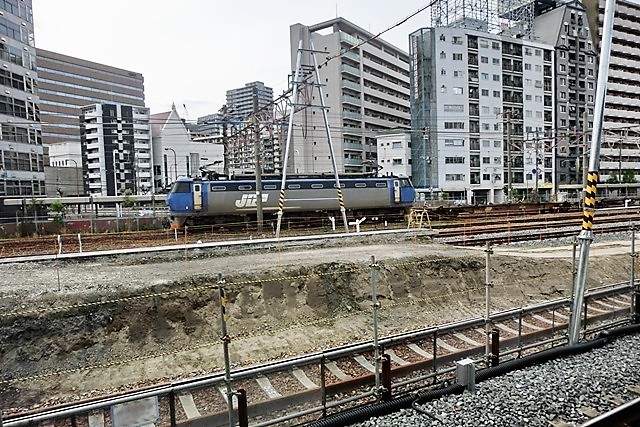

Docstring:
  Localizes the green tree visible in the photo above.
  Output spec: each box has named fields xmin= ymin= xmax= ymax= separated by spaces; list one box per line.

xmin=622 ymin=169 xmax=637 ymax=184
xmin=122 ymin=189 xmax=135 ymax=208
xmin=49 ymin=200 xmax=66 ymax=227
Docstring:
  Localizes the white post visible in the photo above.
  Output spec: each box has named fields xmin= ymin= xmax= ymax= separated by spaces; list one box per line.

xmin=57 ymin=235 xmax=62 ymax=255
xmin=328 ymin=216 xmax=336 ymax=231
xmin=77 ymin=233 xmax=82 ymax=253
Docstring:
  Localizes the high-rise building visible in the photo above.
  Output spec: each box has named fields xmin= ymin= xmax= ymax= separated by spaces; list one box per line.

xmin=36 ymin=49 xmax=145 ymax=146
xmin=225 ymin=81 xmax=273 ymax=122
xmin=410 ymin=27 xmax=555 ymax=204
xmin=533 ymin=0 xmax=597 ymax=192
xmin=583 ymin=0 xmax=640 ymax=186
xmin=289 ymin=18 xmax=411 ymax=175
xmin=80 ymin=104 xmax=151 ymax=196
xmin=0 ymin=0 xmax=43 ymax=201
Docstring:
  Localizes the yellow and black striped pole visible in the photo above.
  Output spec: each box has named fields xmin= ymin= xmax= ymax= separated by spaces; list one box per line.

xmin=581 ymin=172 xmax=598 ymax=232
xmin=275 ymin=188 xmax=286 ymax=239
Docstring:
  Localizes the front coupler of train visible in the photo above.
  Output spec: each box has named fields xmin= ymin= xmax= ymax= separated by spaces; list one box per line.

xmin=166 ymin=178 xmax=195 ymax=227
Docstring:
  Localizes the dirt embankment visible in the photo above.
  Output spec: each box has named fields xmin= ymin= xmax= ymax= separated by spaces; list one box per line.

xmin=0 ymin=240 xmax=634 ymax=410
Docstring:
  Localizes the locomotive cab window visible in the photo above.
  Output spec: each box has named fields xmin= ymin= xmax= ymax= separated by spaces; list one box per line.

xmin=172 ymin=182 xmax=191 ymax=193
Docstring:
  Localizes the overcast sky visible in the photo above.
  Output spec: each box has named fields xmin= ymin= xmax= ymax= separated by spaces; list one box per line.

xmin=33 ymin=1 xmax=430 ymax=120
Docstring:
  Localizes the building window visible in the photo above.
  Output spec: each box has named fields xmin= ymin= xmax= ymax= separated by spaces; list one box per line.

xmin=481 ymin=56 xmax=488 ymax=63
xmin=493 ymin=74 xmax=500 ymax=82
xmin=482 ymin=123 xmax=490 ymax=130
xmin=453 ymin=70 xmax=464 ymax=77
xmin=524 ymin=63 xmax=531 ymax=70
xmin=452 ymin=36 xmax=463 ymax=45
xmin=560 ymin=77 xmax=566 ymax=86
xmin=452 ymin=87 xmax=464 ymax=95
xmin=440 ymin=51 xmax=446 ymax=59
xmin=560 ymin=92 xmax=566 ymax=99
xmin=494 ymin=123 xmax=501 ymax=131
xmin=392 ymin=158 xmax=403 ymax=165
xmin=441 ymin=85 xmax=447 ymax=93
xmin=480 ymin=39 xmax=489 ymax=48
xmin=535 ymin=49 xmax=541 ymax=56
xmin=492 ymin=58 xmax=500 ymax=65
xmin=559 ymin=51 xmax=566 ymax=58
xmin=481 ymin=89 xmax=489 ymax=96
xmin=524 ymin=47 xmax=532 ymax=56
xmin=444 ymin=122 xmax=465 ymax=129
xmin=494 ymin=157 xmax=501 ymax=164
xmin=444 ymin=139 xmax=465 ymax=146
xmin=493 ymin=107 xmax=501 ymax=115
xmin=444 ymin=104 xmax=464 ymax=112
xmin=588 ymin=82 xmax=594 ymax=89
xmin=560 ymin=64 xmax=566 ymax=72
xmin=493 ymin=140 xmax=501 ymax=148
xmin=453 ymin=53 xmax=463 ymax=60
xmin=492 ymin=42 xmax=500 ymax=50
xmin=441 ymin=68 xmax=446 ymax=75
xmin=481 ymin=72 xmax=489 ymax=80
xmin=445 ymin=156 xmax=465 ymax=164
xmin=560 ymin=105 xmax=566 ymax=112
xmin=445 ymin=174 xmax=465 ymax=181
xmin=525 ymin=94 xmax=532 ymax=101
xmin=493 ymin=90 xmax=500 ymax=97
xmin=482 ymin=139 xmax=490 ymax=147
xmin=482 ymin=157 xmax=490 ymax=164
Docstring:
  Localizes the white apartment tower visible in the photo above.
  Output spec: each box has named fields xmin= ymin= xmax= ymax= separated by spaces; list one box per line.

xmin=289 ymin=18 xmax=411 ymax=175
xmin=80 ymin=104 xmax=152 ymax=196
xmin=410 ymin=27 xmax=555 ymax=204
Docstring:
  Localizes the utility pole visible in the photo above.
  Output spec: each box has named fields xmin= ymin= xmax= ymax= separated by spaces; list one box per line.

xmin=505 ymin=111 xmax=513 ymax=203
xmin=253 ymin=89 xmax=264 ymax=233
xmin=582 ymin=111 xmax=589 ymax=203
xmin=534 ymin=130 xmax=539 ymax=202
xmin=221 ymin=104 xmax=230 ymax=178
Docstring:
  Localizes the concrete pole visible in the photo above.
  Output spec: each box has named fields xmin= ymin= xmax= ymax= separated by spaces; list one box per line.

xmin=253 ymin=90 xmax=263 ymax=233
xmin=484 ymin=242 xmax=493 ymax=367
xmin=568 ymin=0 xmax=617 ymax=345
xmin=218 ymin=274 xmax=234 ymax=426
xmin=370 ymin=255 xmax=382 ymax=397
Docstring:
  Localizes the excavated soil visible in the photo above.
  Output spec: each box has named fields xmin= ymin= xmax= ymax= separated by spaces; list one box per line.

xmin=0 ymin=235 xmax=635 ymax=411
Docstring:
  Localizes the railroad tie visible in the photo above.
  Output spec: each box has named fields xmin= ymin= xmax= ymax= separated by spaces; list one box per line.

xmin=520 ymin=320 xmax=543 ymax=331
xmin=385 ymin=349 xmax=410 ymax=366
xmin=493 ymin=323 xmax=519 ymax=336
xmin=177 ymin=392 xmax=201 ymax=419
xmin=87 ymin=412 xmax=105 ymax=427
xmin=354 ymin=355 xmax=376 ymax=372
xmin=453 ymin=332 xmax=483 ymax=346
xmin=552 ymin=310 xmax=570 ymax=320
xmin=326 ymin=361 xmax=351 ymax=380
xmin=627 ymin=385 xmax=640 ymax=395
xmin=595 ymin=299 xmax=623 ymax=310
xmin=292 ymin=368 xmax=319 ymax=390
xmin=435 ymin=338 xmax=460 ymax=353
xmin=587 ymin=305 xmax=609 ymax=314
xmin=256 ymin=376 xmax=282 ymax=399
xmin=609 ymin=296 xmax=631 ymax=307
xmin=407 ymin=343 xmax=433 ymax=359
xmin=532 ymin=314 xmax=555 ymax=325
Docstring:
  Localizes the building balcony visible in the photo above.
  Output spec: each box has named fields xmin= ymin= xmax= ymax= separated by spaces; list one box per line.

xmin=341 ymin=64 xmax=361 ymax=77
xmin=343 ymin=111 xmax=362 ymax=120
xmin=344 ymin=142 xmax=363 ymax=151
xmin=342 ymin=94 xmax=362 ymax=106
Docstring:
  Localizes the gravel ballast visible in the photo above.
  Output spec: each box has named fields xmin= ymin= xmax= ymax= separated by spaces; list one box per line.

xmin=351 ymin=333 xmax=640 ymax=426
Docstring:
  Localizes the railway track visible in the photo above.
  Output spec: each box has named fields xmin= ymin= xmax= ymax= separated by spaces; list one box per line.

xmin=2 ymin=209 xmax=639 ymax=259
xmin=3 ymin=282 xmax=636 ymax=427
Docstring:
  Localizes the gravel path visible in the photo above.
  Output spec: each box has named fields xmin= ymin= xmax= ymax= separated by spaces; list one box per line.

xmin=351 ymin=333 xmax=640 ymax=426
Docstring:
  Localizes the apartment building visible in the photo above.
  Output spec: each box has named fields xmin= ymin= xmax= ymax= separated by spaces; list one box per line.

xmin=80 ymin=103 xmax=151 ymax=196
xmin=376 ymin=131 xmax=412 ymax=177
xmin=226 ymin=81 xmax=273 ymax=122
xmin=0 ymin=0 xmax=43 ymax=201
xmin=583 ymin=0 xmax=640 ymax=185
xmin=289 ymin=18 xmax=411 ymax=174
xmin=534 ymin=0 xmax=597 ymax=192
xmin=410 ymin=26 xmax=554 ymax=204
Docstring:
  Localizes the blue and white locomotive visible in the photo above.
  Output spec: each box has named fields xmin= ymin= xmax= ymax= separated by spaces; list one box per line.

xmin=166 ymin=175 xmax=415 ymax=227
